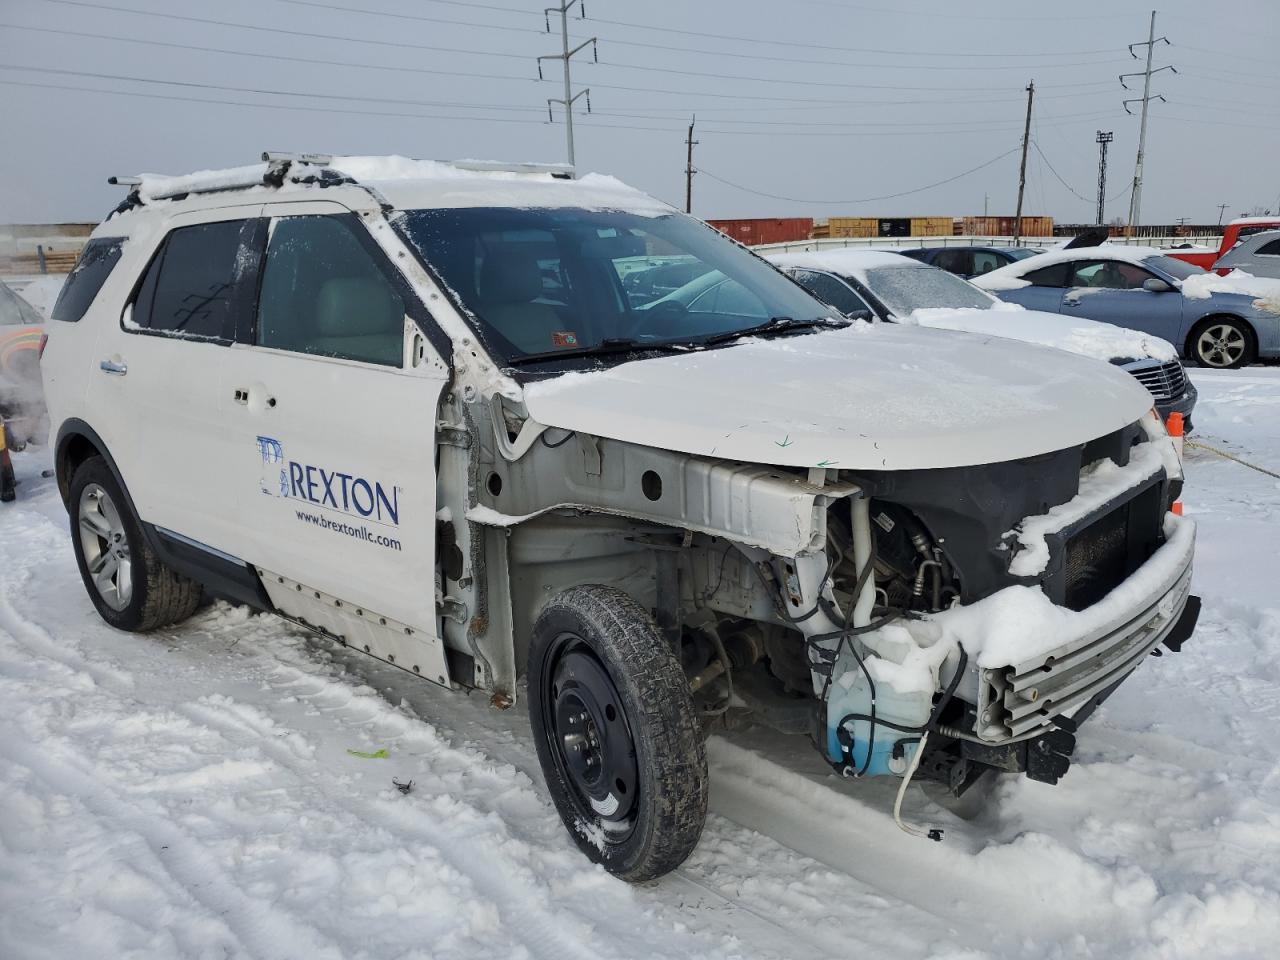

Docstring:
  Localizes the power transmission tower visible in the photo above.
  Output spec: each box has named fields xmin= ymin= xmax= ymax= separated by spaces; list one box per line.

xmin=1121 ymin=10 xmax=1176 ymax=228
xmin=1095 ymin=131 xmax=1113 ymax=226
xmin=684 ymin=116 xmax=698 ymax=214
xmin=1013 ymin=80 xmax=1034 ymax=244
xmin=1216 ymin=203 xmax=1229 ymax=225
xmin=538 ymin=1 xmax=597 ymax=171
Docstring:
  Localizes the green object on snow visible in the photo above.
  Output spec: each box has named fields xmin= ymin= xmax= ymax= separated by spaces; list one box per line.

xmin=346 ymin=748 xmax=389 ymax=759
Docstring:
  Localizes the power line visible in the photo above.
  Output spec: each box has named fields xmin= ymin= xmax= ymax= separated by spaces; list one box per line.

xmin=0 ymin=76 xmax=684 ymax=134
xmin=5 ymin=21 xmax=1122 ymax=103
xmin=279 ymin=0 xmax=1121 ymax=63
xmin=695 ymin=146 xmax=1021 ymax=204
xmin=0 ymin=63 xmax=546 ymax=114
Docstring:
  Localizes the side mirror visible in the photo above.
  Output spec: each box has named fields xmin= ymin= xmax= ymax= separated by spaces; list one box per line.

xmin=846 ymin=308 xmax=874 ymax=321
xmin=1143 ymin=278 xmax=1173 ymax=293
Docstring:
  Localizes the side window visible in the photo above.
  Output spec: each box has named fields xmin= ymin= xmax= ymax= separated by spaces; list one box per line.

xmin=1257 ymin=238 xmax=1280 ymax=256
xmin=970 ymin=250 xmax=1005 ymax=276
xmin=790 ymin=270 xmax=871 ymax=315
xmin=132 ymin=220 xmax=257 ymax=340
xmin=1069 ymin=259 xmax=1153 ymax=290
xmin=52 ymin=237 xmax=126 ymax=323
xmin=933 ymin=249 xmax=971 ymax=275
xmin=1023 ymin=264 xmax=1070 ymax=288
xmin=257 ymin=215 xmax=406 ymax=367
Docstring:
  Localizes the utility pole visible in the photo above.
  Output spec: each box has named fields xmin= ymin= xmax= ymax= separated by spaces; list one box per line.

xmin=1121 ymin=10 xmax=1176 ymax=229
xmin=1216 ymin=202 xmax=1229 ymax=225
xmin=1095 ymin=131 xmax=1113 ymax=226
xmin=983 ymin=192 xmax=989 ymax=217
xmin=538 ymin=1 xmax=597 ymax=171
xmin=1013 ymin=80 xmax=1034 ymax=245
xmin=684 ymin=116 xmax=698 ymax=214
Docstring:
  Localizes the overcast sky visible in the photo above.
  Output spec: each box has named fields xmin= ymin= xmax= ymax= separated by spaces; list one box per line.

xmin=1 ymin=0 xmax=1276 ymax=226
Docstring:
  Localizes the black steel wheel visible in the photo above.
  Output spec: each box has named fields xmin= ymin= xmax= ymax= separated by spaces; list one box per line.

xmin=528 ymin=585 xmax=707 ymax=882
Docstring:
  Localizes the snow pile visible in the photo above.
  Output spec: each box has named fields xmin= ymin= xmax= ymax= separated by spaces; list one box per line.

xmin=926 ymin=511 xmax=1193 ymax=670
xmin=132 ymin=163 xmax=270 ymax=201
xmin=1182 ymin=269 xmax=1280 ymax=314
xmin=327 ymin=155 xmax=672 ymax=215
xmin=907 ymin=305 xmax=1178 ymax=362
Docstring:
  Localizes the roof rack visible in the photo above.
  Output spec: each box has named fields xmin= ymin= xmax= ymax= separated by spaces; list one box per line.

xmin=105 ymin=153 xmax=578 ymax=217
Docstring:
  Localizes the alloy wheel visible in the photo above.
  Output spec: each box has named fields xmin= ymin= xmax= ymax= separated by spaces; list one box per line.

xmin=1196 ymin=323 xmax=1246 ymax=368
xmin=77 ymin=483 xmax=132 ymax=610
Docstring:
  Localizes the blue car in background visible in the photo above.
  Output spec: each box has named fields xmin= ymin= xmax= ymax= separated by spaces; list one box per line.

xmin=898 ymin=245 xmax=1043 ymax=279
xmin=973 ymin=246 xmax=1280 ymax=369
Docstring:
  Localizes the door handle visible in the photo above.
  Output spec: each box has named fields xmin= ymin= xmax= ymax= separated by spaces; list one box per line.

xmin=99 ymin=359 xmax=127 ymax=376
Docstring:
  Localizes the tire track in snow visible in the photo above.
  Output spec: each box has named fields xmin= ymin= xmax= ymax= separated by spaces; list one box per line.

xmin=0 ymin=718 xmax=346 ymax=960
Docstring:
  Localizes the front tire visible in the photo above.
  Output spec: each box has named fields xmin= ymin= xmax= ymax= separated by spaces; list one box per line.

xmin=69 ymin=456 xmax=202 ymax=632
xmin=528 ymin=585 xmax=708 ymax=882
xmin=1188 ymin=316 xmax=1255 ymax=369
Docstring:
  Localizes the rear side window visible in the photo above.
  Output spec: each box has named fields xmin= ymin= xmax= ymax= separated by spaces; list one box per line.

xmin=1023 ymin=263 xmax=1070 ymax=288
xmin=932 ymin=249 xmax=971 ymax=275
xmin=256 ymin=215 xmax=406 ymax=366
xmin=1257 ymin=239 xmax=1280 ymax=256
xmin=51 ymin=237 xmax=125 ymax=322
xmin=132 ymin=220 xmax=260 ymax=340
xmin=790 ymin=269 xmax=871 ymax=316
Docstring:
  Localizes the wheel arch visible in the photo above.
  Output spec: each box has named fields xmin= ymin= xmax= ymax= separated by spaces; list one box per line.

xmin=1184 ymin=312 xmax=1257 ymax=361
xmin=55 ymin=419 xmax=135 ymax=513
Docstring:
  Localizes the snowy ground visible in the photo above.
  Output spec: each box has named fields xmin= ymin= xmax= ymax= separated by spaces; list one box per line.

xmin=4 ymin=368 xmax=1280 ymax=960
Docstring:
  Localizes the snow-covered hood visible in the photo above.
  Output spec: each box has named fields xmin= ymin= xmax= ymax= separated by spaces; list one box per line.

xmin=522 ymin=323 xmax=1154 ymax=471
xmin=1181 ymin=269 xmax=1280 ymax=315
xmin=905 ymin=306 xmax=1178 ymax=363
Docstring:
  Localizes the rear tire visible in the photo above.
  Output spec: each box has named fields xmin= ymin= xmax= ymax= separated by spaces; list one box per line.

xmin=1187 ymin=316 xmax=1255 ymax=369
xmin=69 ymin=456 xmax=202 ymax=632
xmin=528 ymin=585 xmax=708 ymax=882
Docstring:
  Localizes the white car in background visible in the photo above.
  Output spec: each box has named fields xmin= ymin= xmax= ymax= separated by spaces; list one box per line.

xmin=766 ymin=249 xmax=1198 ymax=427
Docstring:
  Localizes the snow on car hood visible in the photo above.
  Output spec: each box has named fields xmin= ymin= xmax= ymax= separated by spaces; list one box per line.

xmin=904 ymin=306 xmax=1178 ymax=362
xmin=522 ymin=323 xmax=1154 ymax=471
xmin=1181 ymin=269 xmax=1280 ymax=315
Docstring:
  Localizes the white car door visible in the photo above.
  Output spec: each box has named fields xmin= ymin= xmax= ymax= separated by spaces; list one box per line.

xmin=86 ymin=205 xmax=265 ymax=555
xmin=225 ymin=200 xmax=449 ymax=637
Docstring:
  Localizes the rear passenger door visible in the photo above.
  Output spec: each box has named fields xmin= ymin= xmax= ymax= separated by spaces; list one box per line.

xmin=89 ymin=206 xmax=265 ymax=555
xmin=1060 ymin=259 xmax=1183 ymax=341
xmin=995 ymin=262 xmax=1070 ymax=313
xmin=225 ymin=201 xmax=449 ymax=637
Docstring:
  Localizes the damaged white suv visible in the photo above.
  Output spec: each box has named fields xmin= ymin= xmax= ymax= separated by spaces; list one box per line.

xmin=42 ymin=154 xmax=1199 ymax=881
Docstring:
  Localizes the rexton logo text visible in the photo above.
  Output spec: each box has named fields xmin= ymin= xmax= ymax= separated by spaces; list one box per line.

xmin=258 ymin=436 xmax=400 ymax=526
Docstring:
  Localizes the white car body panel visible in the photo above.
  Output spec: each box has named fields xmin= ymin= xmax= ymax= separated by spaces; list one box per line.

xmin=524 ymin=323 xmax=1154 ymax=471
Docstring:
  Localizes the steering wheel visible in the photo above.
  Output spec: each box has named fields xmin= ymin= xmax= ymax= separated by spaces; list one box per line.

xmin=625 ymin=298 xmax=688 ymax=338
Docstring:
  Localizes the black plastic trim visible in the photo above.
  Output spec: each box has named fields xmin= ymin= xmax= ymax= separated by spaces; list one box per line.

xmin=147 ymin=524 xmax=272 ymax=611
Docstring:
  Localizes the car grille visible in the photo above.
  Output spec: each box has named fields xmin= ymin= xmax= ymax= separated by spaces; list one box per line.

xmin=1125 ymin=360 xmax=1187 ymax=403
xmin=1062 ymin=481 xmax=1160 ymax=611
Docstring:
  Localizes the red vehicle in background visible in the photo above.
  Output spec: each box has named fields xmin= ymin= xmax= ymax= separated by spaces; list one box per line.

xmin=1168 ymin=217 xmax=1280 ymax=273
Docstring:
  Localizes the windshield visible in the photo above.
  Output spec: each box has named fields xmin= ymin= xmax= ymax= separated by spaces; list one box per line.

xmin=398 ymin=207 xmax=836 ymax=362
xmin=1006 ymin=248 xmax=1041 ymax=261
xmin=862 ymin=265 xmax=996 ymax=316
xmin=1143 ymin=255 xmax=1204 ymax=281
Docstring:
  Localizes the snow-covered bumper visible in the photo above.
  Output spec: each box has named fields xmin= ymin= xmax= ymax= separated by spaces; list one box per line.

xmin=972 ymin=512 xmax=1196 ymax=744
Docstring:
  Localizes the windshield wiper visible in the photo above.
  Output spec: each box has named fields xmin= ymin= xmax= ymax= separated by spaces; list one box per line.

xmin=506 ymin=337 xmax=695 ymax=366
xmin=702 ymin=315 xmax=850 ymax=346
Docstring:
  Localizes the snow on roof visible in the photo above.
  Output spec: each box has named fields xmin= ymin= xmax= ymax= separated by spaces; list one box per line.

xmin=120 ymin=154 xmax=673 ymax=217
xmin=765 ymin=249 xmax=921 ymax=275
xmin=971 ymin=244 xmax=1173 ymax=291
xmin=1230 ymin=216 xmax=1280 ymax=226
